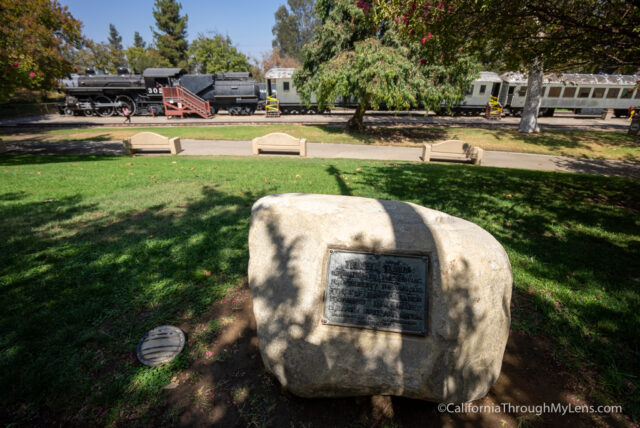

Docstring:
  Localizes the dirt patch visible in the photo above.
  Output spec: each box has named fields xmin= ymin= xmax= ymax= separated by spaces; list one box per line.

xmin=141 ymin=286 xmax=633 ymax=427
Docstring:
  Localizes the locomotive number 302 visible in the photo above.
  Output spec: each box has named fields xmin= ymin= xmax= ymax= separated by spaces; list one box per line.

xmin=147 ymin=87 xmax=163 ymax=94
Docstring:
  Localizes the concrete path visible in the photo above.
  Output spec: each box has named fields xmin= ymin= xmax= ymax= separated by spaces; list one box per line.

xmin=3 ymin=138 xmax=639 ymax=179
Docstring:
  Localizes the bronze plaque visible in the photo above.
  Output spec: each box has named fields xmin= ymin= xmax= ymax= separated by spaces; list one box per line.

xmin=323 ymin=250 xmax=428 ymax=335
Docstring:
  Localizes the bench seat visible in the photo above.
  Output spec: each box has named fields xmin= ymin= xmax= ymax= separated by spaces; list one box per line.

xmin=252 ymin=133 xmax=306 ymax=156
xmin=422 ymin=139 xmax=483 ymax=165
xmin=123 ymin=132 xmax=182 ymax=155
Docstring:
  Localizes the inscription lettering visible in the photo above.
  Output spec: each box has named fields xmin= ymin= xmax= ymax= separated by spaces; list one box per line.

xmin=323 ymin=250 xmax=428 ymax=335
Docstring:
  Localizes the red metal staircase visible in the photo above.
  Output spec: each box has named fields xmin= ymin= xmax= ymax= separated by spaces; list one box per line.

xmin=161 ymin=86 xmax=213 ymax=119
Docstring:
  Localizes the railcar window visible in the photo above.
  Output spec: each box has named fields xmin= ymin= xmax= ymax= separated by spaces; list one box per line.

xmin=592 ymin=88 xmax=605 ymax=98
xmin=479 ymin=85 xmax=486 ymax=95
xmin=621 ymin=88 xmax=633 ymax=99
xmin=563 ymin=87 xmax=576 ymax=98
xmin=518 ymin=86 xmax=527 ymax=96
xmin=548 ymin=87 xmax=562 ymax=97
xmin=578 ymin=87 xmax=592 ymax=98
xmin=606 ymin=88 xmax=620 ymax=99
xmin=283 ymin=81 xmax=290 ymax=92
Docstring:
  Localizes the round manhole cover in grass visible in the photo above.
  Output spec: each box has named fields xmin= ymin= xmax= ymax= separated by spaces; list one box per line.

xmin=136 ymin=325 xmax=186 ymax=367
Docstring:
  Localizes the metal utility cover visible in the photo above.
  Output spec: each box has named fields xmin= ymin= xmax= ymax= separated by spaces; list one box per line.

xmin=136 ymin=325 xmax=186 ymax=366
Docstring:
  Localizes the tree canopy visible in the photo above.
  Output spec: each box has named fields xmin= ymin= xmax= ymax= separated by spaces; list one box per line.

xmin=294 ymin=0 xmax=478 ymax=130
xmin=0 ymin=0 xmax=82 ymax=102
xmin=152 ymin=0 xmax=188 ymax=68
xmin=378 ymin=0 xmax=640 ymax=132
xmin=272 ymin=0 xmax=318 ymax=61
xmin=261 ymin=48 xmax=301 ymax=73
xmin=188 ymin=34 xmax=252 ymax=74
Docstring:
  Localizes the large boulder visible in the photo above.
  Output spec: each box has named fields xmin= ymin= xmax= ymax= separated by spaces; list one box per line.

xmin=248 ymin=193 xmax=512 ymax=402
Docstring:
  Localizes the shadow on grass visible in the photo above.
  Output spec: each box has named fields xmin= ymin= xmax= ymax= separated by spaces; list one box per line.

xmin=0 ymin=154 xmax=123 ymax=166
xmin=314 ymin=125 xmax=448 ymax=145
xmin=352 ymin=162 xmax=640 ymax=417
xmin=489 ymin=128 xmax=637 ymax=152
xmin=0 ymin=184 xmax=267 ymax=424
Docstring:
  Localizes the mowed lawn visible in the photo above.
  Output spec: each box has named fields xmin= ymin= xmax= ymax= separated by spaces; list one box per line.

xmin=0 ymin=154 xmax=638 ymax=425
xmin=2 ymin=124 xmax=639 ymax=161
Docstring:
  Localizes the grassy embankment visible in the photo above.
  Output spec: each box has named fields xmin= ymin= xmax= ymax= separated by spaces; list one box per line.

xmin=0 ymin=154 xmax=638 ymax=424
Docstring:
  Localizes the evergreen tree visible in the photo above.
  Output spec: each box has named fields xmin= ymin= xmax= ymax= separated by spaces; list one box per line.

xmin=152 ymin=0 xmax=188 ymax=68
xmin=133 ymin=32 xmax=146 ymax=49
xmin=107 ymin=23 xmax=124 ymax=69
xmin=272 ymin=0 xmax=317 ymax=61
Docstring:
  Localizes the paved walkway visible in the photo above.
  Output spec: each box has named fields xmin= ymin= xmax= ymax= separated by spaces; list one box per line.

xmin=3 ymin=138 xmax=639 ymax=179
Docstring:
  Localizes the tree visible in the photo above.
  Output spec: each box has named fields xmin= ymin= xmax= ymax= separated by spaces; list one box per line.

xmin=133 ymin=32 xmax=146 ymax=49
xmin=379 ymin=0 xmax=640 ymax=133
xmin=0 ymin=0 xmax=82 ymax=102
xmin=188 ymin=33 xmax=252 ymax=74
xmin=70 ymin=40 xmax=112 ymax=73
xmin=125 ymin=46 xmax=170 ymax=74
xmin=152 ymin=0 xmax=188 ymax=68
xmin=272 ymin=0 xmax=318 ymax=61
xmin=261 ymin=47 xmax=301 ymax=74
xmin=107 ymin=23 xmax=125 ymax=69
xmin=293 ymin=0 xmax=478 ymax=130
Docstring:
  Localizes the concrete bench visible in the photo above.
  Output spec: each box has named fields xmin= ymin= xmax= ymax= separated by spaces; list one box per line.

xmin=123 ymin=132 xmax=182 ymax=155
xmin=252 ymin=132 xmax=306 ymax=157
xmin=422 ymin=139 xmax=483 ymax=165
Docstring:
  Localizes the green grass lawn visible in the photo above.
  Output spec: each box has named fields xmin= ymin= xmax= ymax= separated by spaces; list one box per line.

xmin=0 ymin=154 xmax=638 ymax=425
xmin=2 ymin=124 xmax=639 ymax=161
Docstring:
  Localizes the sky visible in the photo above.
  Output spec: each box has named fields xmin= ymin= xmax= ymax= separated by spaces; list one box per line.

xmin=58 ymin=0 xmax=288 ymax=60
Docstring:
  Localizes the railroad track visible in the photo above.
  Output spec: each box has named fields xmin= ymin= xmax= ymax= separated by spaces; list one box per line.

xmin=0 ymin=115 xmax=629 ymax=131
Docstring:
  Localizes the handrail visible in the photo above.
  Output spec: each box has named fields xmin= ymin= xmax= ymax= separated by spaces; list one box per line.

xmin=162 ymin=86 xmax=212 ymax=118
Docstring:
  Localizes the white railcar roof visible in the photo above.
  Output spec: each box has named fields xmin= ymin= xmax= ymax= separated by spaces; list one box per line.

xmin=500 ymin=72 xmax=639 ymax=85
xmin=265 ymin=68 xmax=297 ymax=79
xmin=475 ymin=72 xmax=502 ymax=82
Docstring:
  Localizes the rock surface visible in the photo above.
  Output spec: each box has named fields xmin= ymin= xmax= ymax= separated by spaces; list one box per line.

xmin=248 ymin=193 xmax=512 ymax=402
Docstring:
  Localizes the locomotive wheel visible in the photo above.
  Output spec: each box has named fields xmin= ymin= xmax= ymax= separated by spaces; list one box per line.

xmin=83 ymin=109 xmax=93 ymax=116
xmin=63 ymin=107 xmax=74 ymax=116
xmin=95 ymin=96 xmax=115 ymax=117
xmin=115 ymin=95 xmax=136 ymax=116
xmin=242 ymin=106 xmax=253 ymax=115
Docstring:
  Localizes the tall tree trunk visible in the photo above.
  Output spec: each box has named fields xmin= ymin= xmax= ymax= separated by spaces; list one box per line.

xmin=347 ymin=98 xmax=368 ymax=131
xmin=518 ymin=57 xmax=544 ymax=133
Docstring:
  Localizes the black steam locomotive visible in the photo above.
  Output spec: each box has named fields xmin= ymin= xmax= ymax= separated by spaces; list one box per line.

xmin=59 ymin=67 xmax=262 ymax=116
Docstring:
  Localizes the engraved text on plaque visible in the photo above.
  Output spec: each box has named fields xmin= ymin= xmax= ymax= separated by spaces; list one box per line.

xmin=323 ymin=250 xmax=428 ymax=335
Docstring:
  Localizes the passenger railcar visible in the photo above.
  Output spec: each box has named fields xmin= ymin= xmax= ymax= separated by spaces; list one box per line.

xmin=265 ymin=68 xmax=639 ymax=118
xmin=499 ymin=73 xmax=640 ymax=117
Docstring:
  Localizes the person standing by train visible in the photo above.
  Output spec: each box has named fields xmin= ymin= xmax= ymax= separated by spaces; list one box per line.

xmin=122 ymin=106 xmax=132 ymax=124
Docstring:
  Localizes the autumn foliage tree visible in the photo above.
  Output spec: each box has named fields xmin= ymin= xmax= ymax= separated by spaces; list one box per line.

xmin=293 ymin=0 xmax=478 ymax=130
xmin=0 ymin=0 xmax=82 ymax=102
